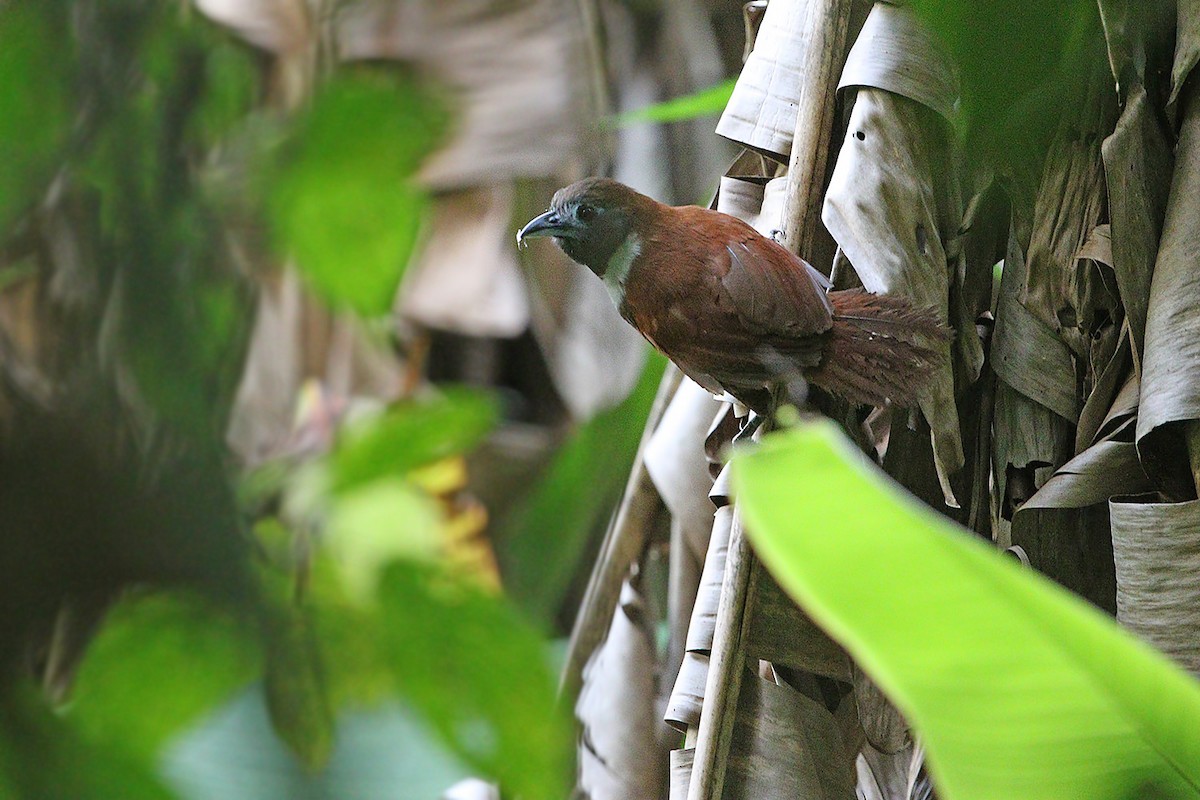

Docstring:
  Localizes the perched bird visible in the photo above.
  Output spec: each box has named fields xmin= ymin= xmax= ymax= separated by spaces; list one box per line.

xmin=517 ymin=177 xmax=946 ymax=416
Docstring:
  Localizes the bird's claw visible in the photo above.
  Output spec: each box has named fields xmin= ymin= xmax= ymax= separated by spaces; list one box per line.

xmin=732 ymin=412 xmax=764 ymax=445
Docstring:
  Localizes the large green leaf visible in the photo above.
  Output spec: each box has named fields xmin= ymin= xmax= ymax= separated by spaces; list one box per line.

xmin=499 ymin=353 xmax=664 ymax=625
xmin=268 ymin=73 xmax=446 ymax=316
xmin=732 ymin=422 xmax=1200 ymax=800
xmin=262 ymin=605 xmax=335 ymax=771
xmin=69 ymin=593 xmax=260 ymax=764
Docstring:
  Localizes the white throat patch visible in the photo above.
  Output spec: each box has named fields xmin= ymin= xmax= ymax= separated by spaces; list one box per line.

xmin=603 ymin=233 xmax=641 ymax=307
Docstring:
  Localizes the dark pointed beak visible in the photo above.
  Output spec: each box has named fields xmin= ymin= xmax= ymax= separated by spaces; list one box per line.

xmin=517 ymin=209 xmax=568 ymax=246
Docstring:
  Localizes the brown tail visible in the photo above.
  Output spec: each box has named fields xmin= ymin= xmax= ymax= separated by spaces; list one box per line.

xmin=806 ymin=289 xmax=949 ymax=407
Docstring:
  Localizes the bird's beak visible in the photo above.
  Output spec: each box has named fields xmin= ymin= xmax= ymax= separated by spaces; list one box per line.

xmin=517 ymin=209 xmax=570 ymax=246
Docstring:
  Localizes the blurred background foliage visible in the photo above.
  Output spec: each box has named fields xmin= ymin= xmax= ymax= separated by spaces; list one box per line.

xmin=0 ymin=0 xmax=739 ymax=795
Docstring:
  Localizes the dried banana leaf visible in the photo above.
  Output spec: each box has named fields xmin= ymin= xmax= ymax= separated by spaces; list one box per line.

xmin=716 ymin=0 xmax=870 ymax=159
xmin=645 ymin=378 xmax=722 ymax=559
xmin=665 ymin=505 xmax=734 ymax=731
xmin=670 ymin=747 xmax=696 ymax=800
xmin=723 ymin=671 xmax=857 ymax=800
xmin=1171 ymin=0 xmax=1200 ymax=106
xmin=853 ymin=664 xmax=909 ymax=755
xmin=838 ymin=2 xmax=959 ymax=124
xmin=1101 ymin=84 xmax=1172 ymax=370
xmin=577 ymin=578 xmax=663 ymax=800
xmin=991 ymin=94 xmax=1103 ymax=515
xmin=399 ymin=184 xmax=528 ymax=338
xmin=1110 ymin=496 xmax=1200 ymax=675
xmin=748 ymin=572 xmax=852 ymax=681
xmin=1137 ymin=78 xmax=1200 ymax=490
xmin=1075 ymin=317 xmax=1131 ymax=453
xmin=338 ymin=0 xmax=594 ymax=188
xmin=823 ymin=88 xmax=966 ymax=506
xmin=1010 ymin=386 xmax=1149 ymax=613
xmin=857 ymin=741 xmax=922 ymax=800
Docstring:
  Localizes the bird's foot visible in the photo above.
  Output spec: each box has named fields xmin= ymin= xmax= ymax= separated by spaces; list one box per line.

xmin=733 ymin=412 xmax=764 ymax=445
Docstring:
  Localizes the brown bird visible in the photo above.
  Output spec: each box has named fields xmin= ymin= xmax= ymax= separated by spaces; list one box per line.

xmin=517 ymin=178 xmax=945 ymax=418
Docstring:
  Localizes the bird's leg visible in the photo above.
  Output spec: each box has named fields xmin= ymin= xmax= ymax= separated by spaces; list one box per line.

xmin=733 ymin=411 xmax=765 ymax=444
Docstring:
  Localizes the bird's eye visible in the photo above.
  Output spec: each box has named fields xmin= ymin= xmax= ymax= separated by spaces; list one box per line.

xmin=577 ymin=204 xmax=596 ymax=222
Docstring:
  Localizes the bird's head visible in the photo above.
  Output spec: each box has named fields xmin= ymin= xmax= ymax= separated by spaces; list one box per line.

xmin=516 ymin=178 xmax=646 ymax=278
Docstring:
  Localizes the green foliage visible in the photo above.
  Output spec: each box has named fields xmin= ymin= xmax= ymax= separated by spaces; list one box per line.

xmin=499 ymin=353 xmax=665 ymax=625
xmin=268 ymin=73 xmax=448 ymax=316
xmin=65 ymin=4 xmax=264 ymax=436
xmin=1 ymin=4 xmax=568 ymax=798
xmin=608 ymin=79 xmax=736 ymax=127
xmin=250 ymin=534 xmax=572 ymax=798
xmin=375 ymin=562 xmax=572 ymax=800
xmin=0 ymin=3 xmax=71 ymax=233
xmin=324 ymin=478 xmax=443 ymax=601
xmin=0 ymin=690 xmax=175 ymax=800
xmin=908 ymin=0 xmax=1102 ymax=178
xmin=331 ymin=387 xmax=500 ymax=492
xmin=909 ymin=0 xmax=1090 ymax=119
xmin=69 ymin=594 xmax=261 ymax=765
xmin=733 ymin=422 xmax=1200 ymax=800
xmin=262 ymin=607 xmax=335 ymax=770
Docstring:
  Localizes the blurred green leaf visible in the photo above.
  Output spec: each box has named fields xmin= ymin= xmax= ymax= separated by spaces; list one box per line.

xmin=263 ymin=607 xmax=335 ymax=770
xmin=190 ymin=38 xmax=260 ymax=148
xmin=377 ymin=562 xmax=571 ymax=800
xmin=331 ymin=387 xmax=500 ymax=493
xmin=500 ymin=352 xmax=664 ymax=625
xmin=909 ymin=0 xmax=1090 ymax=124
xmin=268 ymin=73 xmax=447 ymax=316
xmin=608 ymin=79 xmax=736 ymax=127
xmin=1 ymin=689 xmax=175 ymax=800
xmin=0 ymin=4 xmax=71 ymax=232
xmin=326 ymin=478 xmax=443 ymax=602
xmin=733 ymin=422 xmax=1200 ymax=800
xmin=69 ymin=593 xmax=260 ymax=764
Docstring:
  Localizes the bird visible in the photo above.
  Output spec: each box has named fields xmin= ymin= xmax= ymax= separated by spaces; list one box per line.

xmin=516 ymin=177 xmax=946 ymax=419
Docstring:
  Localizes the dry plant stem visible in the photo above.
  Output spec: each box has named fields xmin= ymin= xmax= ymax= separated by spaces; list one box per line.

xmin=685 ymin=519 xmax=759 ymax=800
xmin=781 ymin=0 xmax=854 ymax=257
xmin=560 ymin=364 xmax=683 ymax=699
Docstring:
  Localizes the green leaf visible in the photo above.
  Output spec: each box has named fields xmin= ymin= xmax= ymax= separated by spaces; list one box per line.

xmin=1 ymin=689 xmax=175 ymax=800
xmin=732 ymin=421 xmax=1200 ymax=800
xmin=0 ymin=4 xmax=71 ymax=232
xmin=69 ymin=592 xmax=260 ymax=763
xmin=499 ymin=353 xmax=664 ymax=625
xmin=268 ymin=73 xmax=447 ymax=316
xmin=263 ymin=607 xmax=335 ymax=770
xmin=377 ymin=562 xmax=571 ymax=800
xmin=608 ymin=79 xmax=736 ymax=127
xmin=325 ymin=478 xmax=443 ymax=602
xmin=331 ymin=387 xmax=500 ymax=493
